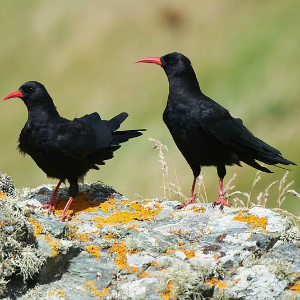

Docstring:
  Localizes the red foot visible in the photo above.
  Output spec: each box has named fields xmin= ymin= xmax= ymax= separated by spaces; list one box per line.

xmin=43 ymin=196 xmax=61 ymax=215
xmin=58 ymin=214 xmax=72 ymax=222
xmin=177 ymin=195 xmax=196 ymax=209
xmin=213 ymin=197 xmax=231 ymax=210
xmin=58 ymin=196 xmax=75 ymax=221
xmin=43 ymin=181 xmax=62 ymax=215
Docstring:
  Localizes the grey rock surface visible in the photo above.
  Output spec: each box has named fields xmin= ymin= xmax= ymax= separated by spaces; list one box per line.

xmin=0 ymin=177 xmax=300 ymax=299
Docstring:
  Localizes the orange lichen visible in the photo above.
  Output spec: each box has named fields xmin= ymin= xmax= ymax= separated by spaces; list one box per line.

xmin=54 ymin=192 xmax=100 ymax=216
xmin=85 ymin=245 xmax=101 ymax=260
xmin=99 ymin=198 xmax=116 ymax=212
xmin=77 ymin=233 xmax=93 ymax=241
xmin=183 ymin=249 xmax=195 ymax=258
xmin=28 ymin=217 xmax=42 ymax=237
xmin=205 ymin=278 xmax=227 ymax=289
xmin=233 ymin=212 xmax=268 ymax=229
xmin=191 ymin=206 xmax=206 ymax=213
xmin=213 ymin=253 xmax=220 ymax=261
xmin=126 ymin=224 xmax=139 ymax=231
xmin=102 ymin=234 xmax=116 ymax=240
xmin=44 ymin=235 xmax=61 ymax=257
xmin=151 ymin=260 xmax=159 ymax=266
xmin=84 ymin=281 xmax=111 ymax=298
xmin=116 ymin=199 xmax=131 ymax=206
xmin=166 ymin=248 xmax=195 ymax=259
xmin=108 ymin=241 xmax=139 ymax=273
xmin=92 ymin=202 xmax=162 ymax=227
xmin=48 ymin=289 xmax=65 ymax=297
xmin=0 ymin=221 xmax=6 ymax=226
xmin=158 ymin=281 xmax=175 ymax=300
xmin=289 ymin=280 xmax=300 ymax=293
xmin=138 ymin=271 xmax=151 ymax=277
xmin=0 ymin=191 xmax=7 ymax=199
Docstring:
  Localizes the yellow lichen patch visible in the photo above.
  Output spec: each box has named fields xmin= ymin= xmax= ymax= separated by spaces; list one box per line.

xmin=84 ymin=281 xmax=111 ymax=299
xmin=108 ymin=241 xmax=139 ymax=273
xmin=191 ymin=206 xmax=206 ymax=213
xmin=158 ymin=281 xmax=175 ymax=300
xmin=126 ymin=224 xmax=139 ymax=231
xmin=129 ymin=202 xmax=163 ymax=220
xmin=205 ymin=278 xmax=227 ymax=289
xmin=138 ymin=271 xmax=151 ymax=277
xmin=28 ymin=217 xmax=42 ymax=237
xmin=233 ymin=212 xmax=268 ymax=229
xmin=168 ymin=229 xmax=190 ymax=235
xmin=0 ymin=221 xmax=6 ymax=226
xmin=289 ymin=280 xmax=300 ymax=293
xmin=77 ymin=233 xmax=93 ymax=241
xmin=99 ymin=198 xmax=116 ymax=212
xmin=0 ymin=191 xmax=7 ymax=199
xmin=102 ymin=234 xmax=115 ymax=240
xmin=116 ymin=199 xmax=131 ymax=206
xmin=93 ymin=202 xmax=162 ymax=227
xmin=166 ymin=248 xmax=195 ymax=259
xmin=85 ymin=245 xmax=101 ymax=260
xmin=213 ymin=253 xmax=219 ymax=261
xmin=183 ymin=249 xmax=195 ymax=258
xmin=44 ymin=234 xmax=60 ymax=257
xmin=151 ymin=260 xmax=159 ymax=266
xmin=54 ymin=192 xmax=100 ymax=216
xmin=48 ymin=289 xmax=65 ymax=297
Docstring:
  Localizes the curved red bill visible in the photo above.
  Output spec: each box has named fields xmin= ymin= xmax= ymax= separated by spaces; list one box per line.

xmin=135 ymin=57 xmax=162 ymax=65
xmin=3 ymin=90 xmax=24 ymax=101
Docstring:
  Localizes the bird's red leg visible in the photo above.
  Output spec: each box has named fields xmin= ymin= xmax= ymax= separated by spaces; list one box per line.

xmin=58 ymin=197 xmax=75 ymax=221
xmin=43 ymin=180 xmax=62 ymax=214
xmin=213 ymin=178 xmax=231 ymax=210
xmin=177 ymin=177 xmax=197 ymax=209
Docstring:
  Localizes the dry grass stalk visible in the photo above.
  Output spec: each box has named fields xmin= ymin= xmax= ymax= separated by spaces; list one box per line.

xmin=149 ymin=138 xmax=171 ymax=199
xmin=277 ymin=171 xmax=294 ymax=207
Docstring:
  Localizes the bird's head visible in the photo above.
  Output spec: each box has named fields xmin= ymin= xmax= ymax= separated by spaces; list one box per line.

xmin=135 ymin=52 xmax=193 ymax=77
xmin=3 ymin=81 xmax=53 ymax=110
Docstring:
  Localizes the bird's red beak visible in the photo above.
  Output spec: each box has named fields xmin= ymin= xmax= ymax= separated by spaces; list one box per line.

xmin=135 ymin=57 xmax=162 ymax=65
xmin=3 ymin=90 xmax=24 ymax=101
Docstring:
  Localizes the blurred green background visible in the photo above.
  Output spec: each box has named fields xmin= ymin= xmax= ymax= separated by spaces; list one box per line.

xmin=0 ymin=0 xmax=299 ymax=213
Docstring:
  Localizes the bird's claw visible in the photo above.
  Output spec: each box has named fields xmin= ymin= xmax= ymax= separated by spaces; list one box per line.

xmin=43 ymin=196 xmax=61 ymax=215
xmin=58 ymin=213 xmax=73 ymax=222
xmin=213 ymin=197 xmax=231 ymax=210
xmin=177 ymin=196 xmax=196 ymax=209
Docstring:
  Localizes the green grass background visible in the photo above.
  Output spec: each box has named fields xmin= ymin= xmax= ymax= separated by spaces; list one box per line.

xmin=0 ymin=0 xmax=299 ymax=213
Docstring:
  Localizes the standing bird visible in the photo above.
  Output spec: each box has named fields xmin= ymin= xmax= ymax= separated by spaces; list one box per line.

xmin=3 ymin=81 xmax=145 ymax=220
xmin=136 ymin=52 xmax=296 ymax=209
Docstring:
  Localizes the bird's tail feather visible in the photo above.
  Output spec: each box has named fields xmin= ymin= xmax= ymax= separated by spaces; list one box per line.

xmin=105 ymin=112 xmax=129 ymax=132
xmin=112 ymin=129 xmax=146 ymax=144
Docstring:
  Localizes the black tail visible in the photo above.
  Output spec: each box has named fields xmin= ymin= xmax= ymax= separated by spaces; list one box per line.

xmin=105 ymin=112 xmax=128 ymax=132
xmin=112 ymin=129 xmax=146 ymax=145
xmin=241 ymin=139 xmax=296 ymax=173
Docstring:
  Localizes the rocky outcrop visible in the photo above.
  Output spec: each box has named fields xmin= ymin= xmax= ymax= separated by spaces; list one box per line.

xmin=0 ymin=174 xmax=300 ymax=299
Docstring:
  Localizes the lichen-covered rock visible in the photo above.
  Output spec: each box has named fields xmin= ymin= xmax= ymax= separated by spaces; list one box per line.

xmin=0 ymin=178 xmax=300 ymax=299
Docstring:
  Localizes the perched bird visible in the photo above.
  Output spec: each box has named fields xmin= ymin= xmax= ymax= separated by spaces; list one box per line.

xmin=136 ymin=52 xmax=296 ymax=209
xmin=3 ymin=81 xmax=145 ymax=220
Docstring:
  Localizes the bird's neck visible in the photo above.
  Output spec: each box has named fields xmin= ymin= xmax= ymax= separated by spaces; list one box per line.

xmin=27 ymin=102 xmax=60 ymax=122
xmin=167 ymin=73 xmax=202 ymax=101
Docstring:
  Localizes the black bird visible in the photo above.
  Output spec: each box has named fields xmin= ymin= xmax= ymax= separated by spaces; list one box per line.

xmin=3 ymin=81 xmax=145 ymax=220
xmin=136 ymin=52 xmax=296 ymax=209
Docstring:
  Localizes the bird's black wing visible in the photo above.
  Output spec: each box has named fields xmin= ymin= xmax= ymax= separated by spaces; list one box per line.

xmin=201 ymin=105 xmax=294 ymax=168
xmin=56 ymin=112 xmax=115 ymax=159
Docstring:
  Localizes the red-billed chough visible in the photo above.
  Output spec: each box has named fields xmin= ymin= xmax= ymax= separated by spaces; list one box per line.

xmin=136 ymin=52 xmax=296 ymax=209
xmin=3 ymin=81 xmax=145 ymax=220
